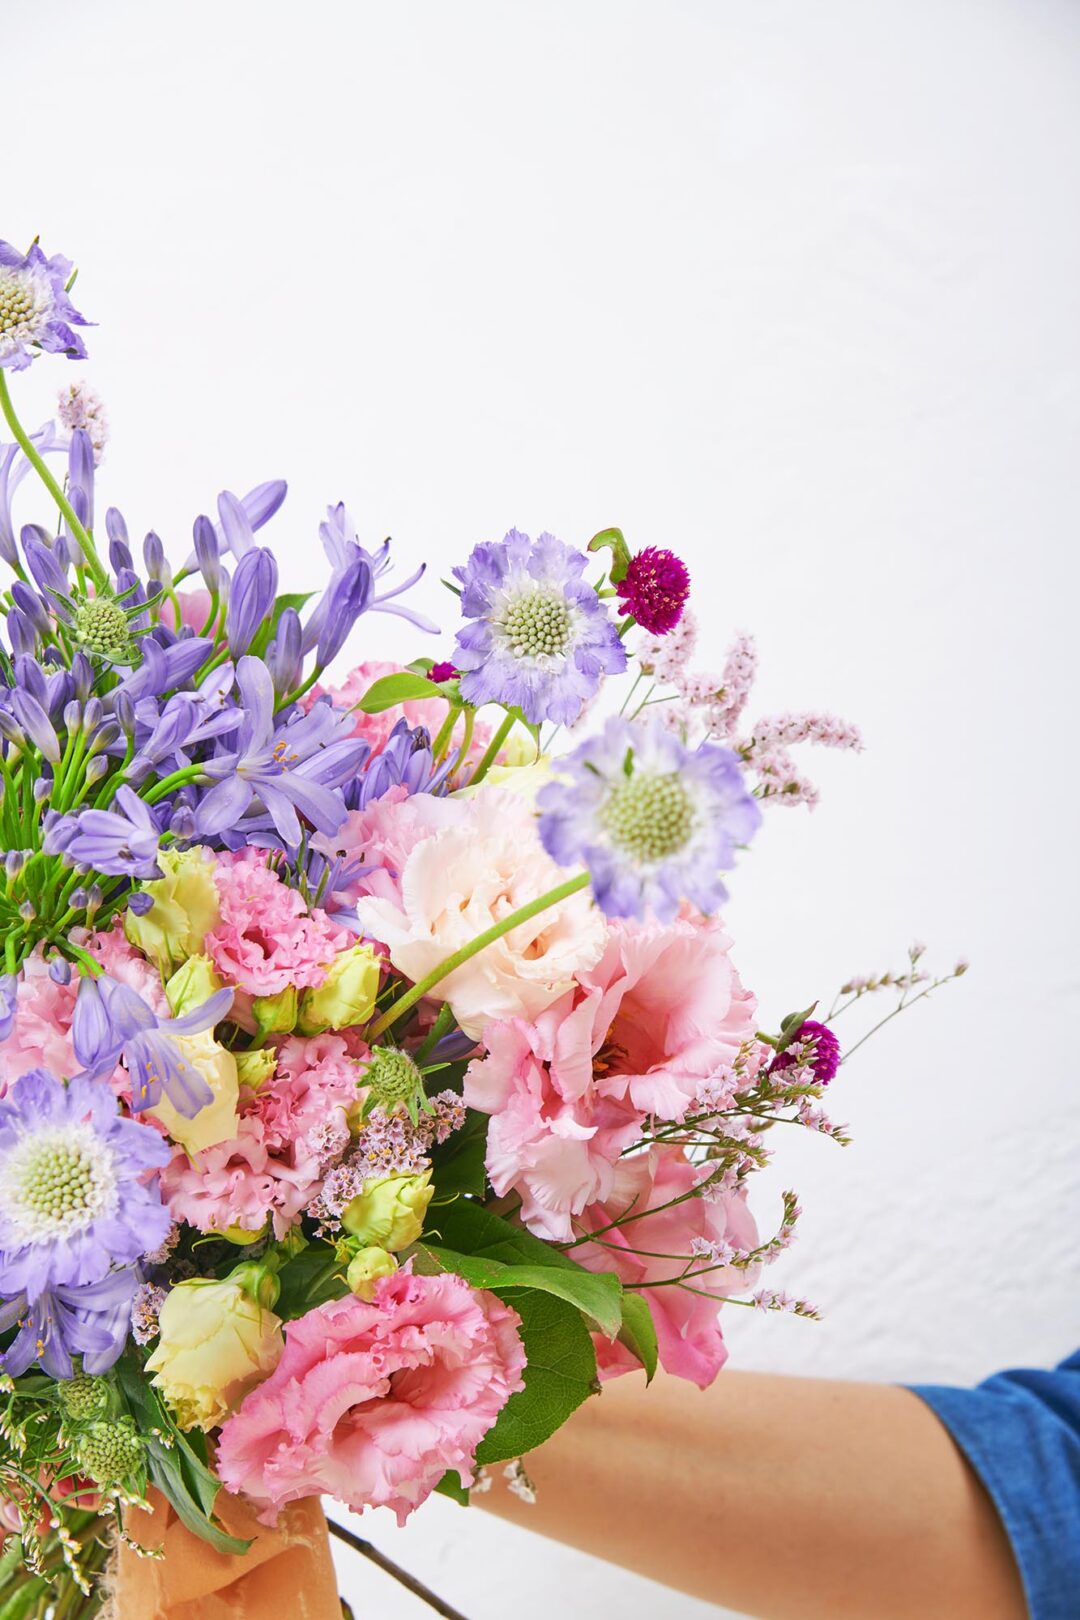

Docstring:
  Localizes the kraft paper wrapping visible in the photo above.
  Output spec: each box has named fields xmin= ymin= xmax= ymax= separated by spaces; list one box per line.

xmin=110 ymin=1488 xmax=342 ymax=1619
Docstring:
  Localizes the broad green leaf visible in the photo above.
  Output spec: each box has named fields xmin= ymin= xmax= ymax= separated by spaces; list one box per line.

xmin=476 ymin=1289 xmax=597 ymax=1464
xmin=357 ymin=672 xmax=446 ymax=712
xmin=617 ymin=1291 xmax=658 ymax=1383
xmin=430 ymin=1108 xmax=489 ymax=1199
xmin=420 ymin=1243 xmax=622 ymax=1339
xmin=434 ymin=1470 xmax=471 ymax=1506
xmin=275 ymin=1243 xmax=348 ymax=1319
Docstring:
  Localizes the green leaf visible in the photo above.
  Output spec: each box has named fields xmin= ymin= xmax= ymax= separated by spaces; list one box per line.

xmin=420 ymin=1243 xmax=622 ymax=1339
xmin=430 ymin=1108 xmax=489 ymax=1199
xmin=476 ymin=1289 xmax=597 ymax=1464
xmin=427 ymin=1200 xmax=623 ymax=1336
xmin=587 ymin=527 xmax=631 ymax=584
xmin=617 ymin=1291 xmax=658 ymax=1382
xmin=356 ymin=672 xmax=446 ymax=712
xmin=434 ymin=1470 xmax=471 ymax=1506
xmin=275 ymin=1243 xmax=348 ymax=1320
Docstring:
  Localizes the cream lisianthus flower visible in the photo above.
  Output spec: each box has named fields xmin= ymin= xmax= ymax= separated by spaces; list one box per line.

xmin=453 ymin=758 xmax=554 ymax=805
xmin=354 ymin=790 xmax=604 ymax=1039
xmin=145 ymin=1276 xmax=284 ymax=1432
xmin=149 ymin=1027 xmax=240 ymax=1154
xmin=341 ymin=1170 xmax=434 ymax=1252
xmin=297 ymin=943 xmax=381 ymax=1035
xmin=124 ymin=848 xmax=220 ymax=972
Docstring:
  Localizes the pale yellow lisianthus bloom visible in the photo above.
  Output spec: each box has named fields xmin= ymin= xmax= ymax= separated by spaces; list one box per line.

xmin=124 ymin=848 xmax=220 ymax=973
xmin=149 ymin=955 xmax=240 ymax=1152
xmin=145 ymin=1277 xmax=284 ymax=1432
xmin=297 ymin=943 xmax=381 ymax=1035
xmin=453 ymin=756 xmax=554 ymax=805
xmin=341 ymin=1169 xmax=434 ymax=1252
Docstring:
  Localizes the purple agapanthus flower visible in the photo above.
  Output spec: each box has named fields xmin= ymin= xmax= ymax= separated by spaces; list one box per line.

xmin=0 ymin=1267 xmax=139 ymax=1378
xmin=48 ymin=784 xmax=163 ymax=877
xmin=72 ymin=975 xmax=233 ymax=1118
xmin=0 ymin=1070 xmax=171 ymax=1303
xmin=194 ymin=656 xmax=367 ymax=847
xmin=537 ymin=716 xmax=762 ymax=922
xmin=0 ymin=239 xmax=91 ymax=371
xmin=452 ymin=529 xmax=626 ymax=726
xmin=300 ymin=504 xmax=438 ymax=658
xmin=0 ymin=421 xmax=69 ymax=567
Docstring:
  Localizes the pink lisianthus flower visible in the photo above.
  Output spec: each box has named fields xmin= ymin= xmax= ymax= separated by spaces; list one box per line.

xmin=160 ymin=1033 xmax=365 ymax=1239
xmin=312 ymin=784 xmax=469 ymax=907
xmin=575 ymin=1145 xmax=760 ymax=1389
xmin=465 ymin=1000 xmax=645 ymax=1242
xmin=89 ymin=922 xmax=169 ymax=1013
xmin=171 ymin=588 xmax=213 ymax=634
xmin=0 ymin=951 xmax=78 ymax=1094
xmin=215 ymin=1266 xmax=526 ymax=1525
xmin=306 ymin=660 xmax=491 ymax=772
xmin=205 ymin=851 xmax=352 ymax=996
xmin=354 ymin=790 xmax=606 ymax=1039
xmin=573 ymin=912 xmax=761 ymax=1121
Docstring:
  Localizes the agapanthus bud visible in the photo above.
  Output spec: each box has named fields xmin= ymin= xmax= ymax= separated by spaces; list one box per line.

xmin=143 ymin=530 xmax=167 ymax=582
xmin=315 ymin=555 xmax=372 ymax=668
xmin=6 ymin=607 xmax=37 ymax=657
xmin=32 ymin=775 xmax=52 ymax=803
xmin=84 ymin=754 xmax=109 ymax=785
xmin=193 ymin=513 xmax=222 ymax=591
xmin=63 ymin=698 xmax=83 ymax=733
xmin=0 ymin=711 xmax=27 ymax=750
xmin=115 ymin=691 xmax=137 ymax=738
xmin=226 ymin=546 xmax=277 ymax=655
xmin=4 ymin=849 xmax=26 ymax=879
xmin=10 ymin=581 xmax=50 ymax=636
xmin=47 ymin=955 xmax=71 ymax=984
xmin=266 ymin=605 xmax=303 ymax=696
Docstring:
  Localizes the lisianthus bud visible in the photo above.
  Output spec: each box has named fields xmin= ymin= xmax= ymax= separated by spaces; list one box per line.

xmin=75 ymin=1416 xmax=144 ymax=1486
xmin=345 ymin=1245 xmax=399 ymax=1300
xmin=341 ymin=1169 xmax=434 ymax=1252
xmin=252 ymin=984 xmax=298 ymax=1037
xmin=145 ymin=1276 xmax=284 ymax=1432
xmin=297 ymin=944 xmax=381 ymax=1035
xmin=235 ymin=1048 xmax=278 ymax=1090
xmin=221 ymin=1222 xmax=270 ymax=1247
xmin=125 ymin=848 xmax=220 ymax=973
xmin=149 ymin=1027 xmax=239 ymax=1154
xmin=165 ymin=952 xmax=223 ymax=1017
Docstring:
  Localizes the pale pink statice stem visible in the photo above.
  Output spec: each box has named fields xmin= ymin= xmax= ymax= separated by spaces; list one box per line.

xmin=57 ymin=381 xmax=109 ymax=465
xmin=747 ymin=711 xmax=864 ymax=753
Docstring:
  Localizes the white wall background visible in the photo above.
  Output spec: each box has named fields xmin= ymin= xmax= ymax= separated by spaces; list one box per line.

xmin=7 ymin=2 xmax=1080 ymax=1614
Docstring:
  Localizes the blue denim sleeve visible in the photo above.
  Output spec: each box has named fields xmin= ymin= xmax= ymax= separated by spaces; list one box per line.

xmin=910 ymin=1351 xmax=1080 ymax=1620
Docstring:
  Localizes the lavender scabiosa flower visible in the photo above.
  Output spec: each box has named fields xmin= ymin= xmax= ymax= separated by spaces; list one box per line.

xmin=537 ymin=716 xmax=761 ymax=922
xmin=0 ymin=1070 xmax=171 ymax=1303
xmin=452 ymin=530 xmax=626 ymax=726
xmin=615 ymin=546 xmax=690 ymax=635
xmin=0 ymin=1267 xmax=140 ymax=1378
xmin=0 ymin=239 xmax=91 ymax=371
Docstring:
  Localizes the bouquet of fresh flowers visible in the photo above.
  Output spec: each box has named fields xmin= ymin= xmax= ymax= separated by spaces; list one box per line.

xmin=0 ymin=239 xmax=963 ymax=1619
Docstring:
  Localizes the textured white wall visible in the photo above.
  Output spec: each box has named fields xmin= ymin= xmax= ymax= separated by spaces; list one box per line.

xmin=7 ymin=2 xmax=1080 ymax=1614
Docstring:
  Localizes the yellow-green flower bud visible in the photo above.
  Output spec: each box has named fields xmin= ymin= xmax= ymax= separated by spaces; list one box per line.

xmin=297 ymin=945 xmax=381 ymax=1035
xmin=252 ymin=984 xmax=298 ymax=1037
xmin=220 ymin=1222 xmax=270 ymax=1247
xmin=235 ymin=1048 xmax=278 ymax=1090
xmin=145 ymin=1277 xmax=284 ymax=1432
xmin=125 ymin=848 xmax=220 ymax=973
xmin=345 ymin=1245 xmax=399 ymax=1300
xmin=341 ymin=1169 xmax=434 ymax=1252
xmin=165 ymin=952 xmax=223 ymax=1017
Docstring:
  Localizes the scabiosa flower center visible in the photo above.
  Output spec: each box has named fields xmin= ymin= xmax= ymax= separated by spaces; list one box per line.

xmin=603 ymin=770 xmax=697 ymax=864
xmin=73 ymin=596 xmax=134 ymax=660
xmin=498 ymin=587 xmax=574 ymax=660
xmin=1 ymin=1124 xmax=117 ymax=1242
xmin=0 ymin=269 xmax=48 ymax=348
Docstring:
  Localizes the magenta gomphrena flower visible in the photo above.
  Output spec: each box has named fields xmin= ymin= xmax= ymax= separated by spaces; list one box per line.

xmin=772 ymin=1020 xmax=841 ymax=1085
xmin=616 ymin=546 xmax=690 ymax=635
xmin=0 ymin=240 xmax=91 ymax=372
xmin=429 ymin=660 xmax=459 ymax=683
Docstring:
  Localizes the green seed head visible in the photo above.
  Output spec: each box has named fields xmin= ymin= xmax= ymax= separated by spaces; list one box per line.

xmin=365 ymin=1048 xmax=426 ymax=1116
xmin=75 ymin=1416 xmax=144 ymax=1486
xmin=58 ymin=1373 xmax=110 ymax=1422
xmin=603 ymin=770 xmax=697 ymax=864
xmin=73 ymin=597 xmax=136 ymax=662
xmin=499 ymin=588 xmax=573 ymax=659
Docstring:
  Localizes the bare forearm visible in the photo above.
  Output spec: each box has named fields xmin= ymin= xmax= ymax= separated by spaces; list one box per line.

xmin=479 ymin=1371 xmax=1025 ymax=1620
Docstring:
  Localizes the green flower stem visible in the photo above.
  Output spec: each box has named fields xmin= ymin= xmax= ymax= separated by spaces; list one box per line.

xmin=277 ymin=668 xmax=320 ymax=713
xmin=143 ymin=763 xmax=208 ymax=805
xmin=430 ymin=703 xmax=461 ymax=763
xmin=415 ymin=1001 xmax=456 ymax=1065
xmin=466 ymin=711 xmax=515 ymax=787
xmin=0 ymin=369 xmax=109 ymax=593
xmin=366 ymin=871 xmax=590 ymax=1042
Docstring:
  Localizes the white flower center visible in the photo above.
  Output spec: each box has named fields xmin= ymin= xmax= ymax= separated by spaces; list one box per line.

xmin=0 ymin=1123 xmax=118 ymax=1242
xmin=603 ymin=770 xmax=697 ymax=863
xmin=0 ymin=267 xmax=50 ymax=354
xmin=495 ymin=586 xmax=574 ymax=660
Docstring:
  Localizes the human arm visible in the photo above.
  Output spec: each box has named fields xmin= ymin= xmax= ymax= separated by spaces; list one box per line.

xmin=479 ymin=1369 xmax=1026 ymax=1620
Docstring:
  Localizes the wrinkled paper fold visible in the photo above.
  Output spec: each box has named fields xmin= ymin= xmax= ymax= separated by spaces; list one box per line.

xmin=112 ymin=1488 xmax=342 ymax=1619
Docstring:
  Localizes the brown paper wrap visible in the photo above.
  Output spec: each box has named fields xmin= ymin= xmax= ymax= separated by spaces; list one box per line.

xmin=111 ymin=1488 xmax=342 ymax=1619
